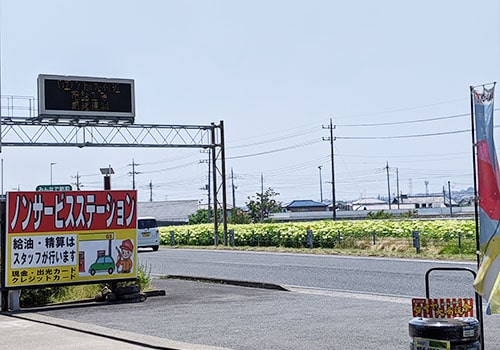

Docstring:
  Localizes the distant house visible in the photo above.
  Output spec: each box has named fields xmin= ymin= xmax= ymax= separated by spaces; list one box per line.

xmin=285 ymin=200 xmax=329 ymax=212
xmin=137 ymin=200 xmax=200 ymax=226
xmin=398 ymin=194 xmax=457 ymax=209
xmin=351 ymin=195 xmax=457 ymax=212
xmin=351 ymin=198 xmax=388 ymax=211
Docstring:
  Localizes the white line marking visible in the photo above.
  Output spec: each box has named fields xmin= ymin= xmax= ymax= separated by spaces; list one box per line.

xmin=287 ymin=285 xmax=412 ymax=304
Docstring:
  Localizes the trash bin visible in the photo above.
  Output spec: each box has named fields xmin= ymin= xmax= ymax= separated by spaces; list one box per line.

xmin=409 ymin=317 xmax=480 ymax=349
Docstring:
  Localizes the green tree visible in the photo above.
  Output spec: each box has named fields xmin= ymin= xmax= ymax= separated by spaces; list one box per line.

xmin=188 ymin=208 xmax=226 ymax=224
xmin=228 ymin=208 xmax=251 ymax=224
xmin=188 ymin=209 xmax=214 ymax=224
xmin=246 ymin=188 xmax=282 ymax=222
xmin=367 ymin=210 xmax=394 ymax=219
xmin=190 ymin=208 xmax=250 ymax=224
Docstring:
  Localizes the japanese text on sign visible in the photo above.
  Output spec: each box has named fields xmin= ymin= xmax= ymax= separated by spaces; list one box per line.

xmin=411 ymin=298 xmax=474 ymax=318
xmin=10 ymin=267 xmax=78 ymax=285
xmin=11 ymin=234 xmax=77 ymax=268
xmin=8 ymin=190 xmax=136 ymax=233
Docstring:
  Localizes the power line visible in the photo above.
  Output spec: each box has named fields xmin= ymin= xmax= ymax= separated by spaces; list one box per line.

xmin=227 ymin=139 xmax=321 ymax=159
xmin=336 ymin=128 xmax=468 ymax=140
xmin=334 ymin=98 xmax=468 ymax=120
xmin=336 ymin=112 xmax=470 ymax=127
xmin=229 ymin=126 xmax=319 ymax=149
xmin=139 ymin=161 xmax=199 ymax=174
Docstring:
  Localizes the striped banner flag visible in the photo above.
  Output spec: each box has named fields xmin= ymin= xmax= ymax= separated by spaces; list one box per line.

xmin=472 ymin=84 xmax=500 ymax=314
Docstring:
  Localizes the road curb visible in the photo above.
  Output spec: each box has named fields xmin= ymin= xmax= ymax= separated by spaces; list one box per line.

xmin=162 ymin=275 xmax=289 ymax=291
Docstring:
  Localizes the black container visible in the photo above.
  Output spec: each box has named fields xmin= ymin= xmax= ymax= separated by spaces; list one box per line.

xmin=409 ymin=317 xmax=480 ymax=349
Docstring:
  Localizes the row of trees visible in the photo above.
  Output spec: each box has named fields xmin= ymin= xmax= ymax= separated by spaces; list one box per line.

xmin=189 ymin=188 xmax=282 ymax=224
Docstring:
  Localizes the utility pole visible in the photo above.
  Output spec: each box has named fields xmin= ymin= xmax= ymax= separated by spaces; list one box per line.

xmin=385 ymin=161 xmax=391 ymax=210
xmin=322 ymin=118 xmax=336 ymax=220
xmin=128 ymin=158 xmax=141 ymax=190
xmin=443 ymin=185 xmax=446 ymax=208
xmin=231 ymin=167 xmax=236 ymax=209
xmin=260 ymin=173 xmax=264 ymax=222
xmin=318 ymin=166 xmax=323 ymax=202
xmin=50 ymin=162 xmax=56 ymax=185
xmin=200 ymin=150 xmax=211 ymax=223
xmin=448 ymin=180 xmax=452 ymax=217
xmin=380 ymin=162 xmax=400 ymax=210
xmin=73 ymin=172 xmax=82 ymax=190
xmin=149 ymin=180 xmax=153 ymax=202
xmin=396 ymin=168 xmax=400 ymax=209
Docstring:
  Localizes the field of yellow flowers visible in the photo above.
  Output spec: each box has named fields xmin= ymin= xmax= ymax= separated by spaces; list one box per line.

xmin=159 ymin=219 xmax=477 ymax=257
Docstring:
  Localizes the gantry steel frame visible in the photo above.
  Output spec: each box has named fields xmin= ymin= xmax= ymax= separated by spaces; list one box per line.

xmin=0 ymin=116 xmax=228 ymax=244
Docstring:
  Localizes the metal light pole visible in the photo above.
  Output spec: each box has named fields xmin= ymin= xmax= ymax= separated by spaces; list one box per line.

xmin=318 ymin=166 xmax=323 ymax=202
xmin=50 ymin=162 xmax=56 ymax=185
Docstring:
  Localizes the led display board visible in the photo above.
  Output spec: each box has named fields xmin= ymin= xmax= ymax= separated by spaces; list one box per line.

xmin=37 ymin=74 xmax=135 ymax=123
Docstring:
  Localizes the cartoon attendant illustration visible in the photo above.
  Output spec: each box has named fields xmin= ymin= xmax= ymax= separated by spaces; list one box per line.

xmin=116 ymin=239 xmax=134 ymax=273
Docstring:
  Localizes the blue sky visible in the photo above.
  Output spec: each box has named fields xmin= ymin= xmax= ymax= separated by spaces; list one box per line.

xmin=1 ymin=0 xmax=500 ymax=205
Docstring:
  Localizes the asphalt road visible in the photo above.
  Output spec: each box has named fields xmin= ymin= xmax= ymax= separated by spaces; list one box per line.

xmin=12 ymin=249 xmax=500 ymax=349
xmin=138 ymin=248 xmax=479 ymax=298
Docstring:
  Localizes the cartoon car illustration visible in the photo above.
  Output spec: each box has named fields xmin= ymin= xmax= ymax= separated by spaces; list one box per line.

xmin=89 ymin=255 xmax=115 ymax=275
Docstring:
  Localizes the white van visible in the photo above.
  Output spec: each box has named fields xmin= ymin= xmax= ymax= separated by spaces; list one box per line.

xmin=137 ymin=216 xmax=160 ymax=251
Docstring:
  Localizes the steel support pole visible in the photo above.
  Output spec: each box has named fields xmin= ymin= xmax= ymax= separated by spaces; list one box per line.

xmin=469 ymin=85 xmax=485 ymax=350
xmin=210 ymin=124 xmax=219 ymax=246
xmin=219 ymin=121 xmax=228 ymax=245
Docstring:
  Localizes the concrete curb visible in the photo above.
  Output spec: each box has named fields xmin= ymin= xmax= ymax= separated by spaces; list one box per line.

xmin=10 ymin=288 xmax=167 ymax=312
xmin=162 ymin=275 xmax=289 ymax=291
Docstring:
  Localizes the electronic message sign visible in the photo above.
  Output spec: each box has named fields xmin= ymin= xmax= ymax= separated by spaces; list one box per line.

xmin=4 ymin=190 xmax=137 ymax=288
xmin=37 ymin=74 xmax=135 ymax=123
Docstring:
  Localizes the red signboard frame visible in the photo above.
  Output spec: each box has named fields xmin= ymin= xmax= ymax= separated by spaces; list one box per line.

xmin=4 ymin=190 xmax=137 ymax=288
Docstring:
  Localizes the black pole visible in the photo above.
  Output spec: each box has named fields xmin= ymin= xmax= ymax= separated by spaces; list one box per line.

xmin=231 ymin=167 xmax=236 ymax=209
xmin=149 ymin=180 xmax=153 ymax=202
xmin=469 ymin=85 xmax=484 ymax=350
xmin=448 ymin=180 xmax=452 ymax=217
xmin=470 ymin=86 xmax=481 ymax=267
xmin=132 ymin=159 xmax=136 ymax=190
xmin=210 ymin=124 xmax=218 ymax=245
xmin=396 ymin=168 xmax=400 ymax=209
xmin=318 ymin=166 xmax=323 ymax=203
xmin=329 ymin=118 xmax=336 ymax=220
xmin=260 ymin=173 xmax=264 ymax=222
xmin=219 ymin=120 xmax=228 ymax=246
xmin=207 ymin=151 xmax=211 ymax=224
xmin=385 ymin=162 xmax=391 ymax=210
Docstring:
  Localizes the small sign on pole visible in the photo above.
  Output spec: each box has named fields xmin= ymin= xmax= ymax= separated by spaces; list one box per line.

xmin=36 ymin=184 xmax=72 ymax=191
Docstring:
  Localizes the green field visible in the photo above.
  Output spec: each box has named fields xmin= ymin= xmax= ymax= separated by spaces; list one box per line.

xmin=160 ymin=219 xmax=478 ymax=260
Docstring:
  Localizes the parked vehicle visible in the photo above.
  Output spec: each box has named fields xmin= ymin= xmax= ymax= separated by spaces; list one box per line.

xmin=137 ymin=216 xmax=160 ymax=251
